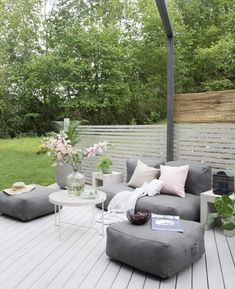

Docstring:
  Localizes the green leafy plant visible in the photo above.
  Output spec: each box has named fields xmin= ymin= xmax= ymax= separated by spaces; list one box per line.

xmin=96 ymin=157 xmax=112 ymax=172
xmin=207 ymin=195 xmax=235 ymax=231
xmin=66 ymin=121 xmax=80 ymax=146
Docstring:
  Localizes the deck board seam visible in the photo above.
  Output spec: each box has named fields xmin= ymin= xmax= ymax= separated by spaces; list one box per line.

xmin=213 ymin=229 xmax=226 ymax=289
xmin=50 ymin=234 xmax=104 ymax=289
xmin=44 ymin=233 xmax=101 ymax=289
xmin=125 ymin=268 xmax=134 ymax=289
xmin=226 ymin=237 xmax=235 ymax=268
xmin=24 ymin=226 xmax=98 ymax=289
xmin=204 ymin=249 xmax=209 ymax=289
xmin=109 ymin=263 xmax=123 ymax=289
xmin=14 ymin=207 xmax=96 ymax=288
xmin=93 ymin=259 xmax=112 ymax=289
xmin=75 ymin=250 xmax=106 ymax=289
xmin=0 ymin=207 xmax=81 ymax=267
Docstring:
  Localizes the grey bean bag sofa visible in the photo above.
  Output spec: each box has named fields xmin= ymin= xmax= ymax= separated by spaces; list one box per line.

xmin=98 ymin=159 xmax=212 ymax=221
xmin=106 ymin=219 xmax=205 ymax=278
xmin=0 ymin=185 xmax=59 ymax=221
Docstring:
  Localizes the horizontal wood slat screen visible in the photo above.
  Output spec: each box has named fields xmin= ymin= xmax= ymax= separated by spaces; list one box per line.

xmin=175 ymin=90 xmax=235 ymax=123
xmin=76 ymin=123 xmax=235 ymax=184
xmin=174 ymin=123 xmax=235 ymax=171
xmin=76 ymin=125 xmax=167 ymax=184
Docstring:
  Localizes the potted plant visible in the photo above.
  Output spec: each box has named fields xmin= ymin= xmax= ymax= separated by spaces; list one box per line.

xmin=207 ymin=194 xmax=235 ymax=237
xmin=96 ymin=156 xmax=112 ymax=174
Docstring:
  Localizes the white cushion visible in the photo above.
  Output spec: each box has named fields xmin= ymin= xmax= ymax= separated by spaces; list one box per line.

xmin=146 ymin=179 xmax=164 ymax=196
xmin=127 ymin=160 xmax=160 ymax=188
xmin=159 ymin=165 xmax=189 ymax=198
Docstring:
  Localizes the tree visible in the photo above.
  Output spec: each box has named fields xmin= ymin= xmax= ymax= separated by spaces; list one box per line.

xmin=0 ymin=0 xmax=234 ymax=137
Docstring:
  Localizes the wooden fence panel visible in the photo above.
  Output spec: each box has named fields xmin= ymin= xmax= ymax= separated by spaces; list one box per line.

xmin=174 ymin=123 xmax=235 ymax=171
xmin=77 ymin=125 xmax=167 ymax=184
xmin=75 ymin=124 xmax=235 ymax=184
xmin=175 ymin=90 xmax=235 ymax=123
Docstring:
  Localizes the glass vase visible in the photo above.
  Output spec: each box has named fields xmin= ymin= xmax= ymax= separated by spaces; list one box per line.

xmin=66 ymin=171 xmax=85 ymax=197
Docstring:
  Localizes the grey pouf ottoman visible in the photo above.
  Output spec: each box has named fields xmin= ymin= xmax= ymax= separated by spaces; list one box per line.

xmin=106 ymin=220 xmax=205 ymax=279
xmin=0 ymin=185 xmax=59 ymax=221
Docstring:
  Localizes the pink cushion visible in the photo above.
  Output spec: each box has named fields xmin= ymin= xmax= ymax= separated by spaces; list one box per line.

xmin=159 ymin=165 xmax=189 ymax=198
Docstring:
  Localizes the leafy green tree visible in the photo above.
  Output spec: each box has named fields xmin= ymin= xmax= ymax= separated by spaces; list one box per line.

xmin=174 ymin=0 xmax=235 ymax=91
xmin=0 ymin=0 xmax=234 ymax=137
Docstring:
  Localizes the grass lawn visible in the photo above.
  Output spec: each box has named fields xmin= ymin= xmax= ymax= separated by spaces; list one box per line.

xmin=0 ymin=137 xmax=55 ymax=191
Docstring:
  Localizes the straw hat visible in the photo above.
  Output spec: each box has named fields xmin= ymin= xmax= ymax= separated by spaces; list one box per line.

xmin=5 ymin=182 xmax=35 ymax=195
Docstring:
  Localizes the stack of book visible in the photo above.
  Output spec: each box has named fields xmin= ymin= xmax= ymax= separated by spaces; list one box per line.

xmin=151 ymin=214 xmax=184 ymax=233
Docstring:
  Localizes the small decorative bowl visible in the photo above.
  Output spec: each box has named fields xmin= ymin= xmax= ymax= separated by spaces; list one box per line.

xmin=126 ymin=209 xmax=151 ymax=225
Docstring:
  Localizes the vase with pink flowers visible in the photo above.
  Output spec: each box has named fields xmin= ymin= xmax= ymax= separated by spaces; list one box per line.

xmin=42 ymin=130 xmax=110 ymax=196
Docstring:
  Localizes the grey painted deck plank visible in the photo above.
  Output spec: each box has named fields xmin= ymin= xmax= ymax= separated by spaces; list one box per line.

xmin=45 ymin=234 xmax=104 ymax=289
xmin=17 ymin=227 xmax=101 ymax=289
xmin=0 ymin=215 xmax=44 ymax=243
xmin=0 ymin=208 xmax=89 ymax=288
xmin=74 ymin=251 xmax=110 ymax=289
xmin=0 ymin=208 xmax=234 ymax=289
xmin=143 ymin=275 xmax=160 ymax=289
xmin=227 ymin=235 xmax=235 ymax=265
xmin=126 ymin=269 xmax=146 ymax=289
xmin=60 ymin=239 xmax=107 ymax=289
xmin=110 ymin=264 xmax=133 ymax=289
xmin=175 ymin=265 xmax=192 ymax=289
xmin=0 ymin=207 xmax=77 ymax=262
xmin=0 ymin=208 xmax=84 ymax=273
xmin=0 ymin=216 xmax=49 ymax=244
xmin=159 ymin=275 xmax=177 ymax=289
xmin=204 ymin=229 xmax=225 ymax=289
xmin=94 ymin=260 xmax=121 ymax=289
xmin=159 ymin=276 xmax=176 ymax=289
xmin=192 ymin=254 xmax=208 ymax=289
xmin=214 ymin=228 xmax=235 ymax=289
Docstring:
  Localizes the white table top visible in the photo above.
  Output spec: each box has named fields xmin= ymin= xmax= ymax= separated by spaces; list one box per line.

xmin=201 ymin=190 xmax=234 ymax=198
xmin=49 ymin=189 xmax=106 ymax=206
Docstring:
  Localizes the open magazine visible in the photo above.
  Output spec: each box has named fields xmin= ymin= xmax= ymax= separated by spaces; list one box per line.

xmin=151 ymin=214 xmax=184 ymax=233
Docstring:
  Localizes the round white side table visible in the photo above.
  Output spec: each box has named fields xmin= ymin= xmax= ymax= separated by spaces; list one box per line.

xmin=49 ymin=189 xmax=106 ymax=239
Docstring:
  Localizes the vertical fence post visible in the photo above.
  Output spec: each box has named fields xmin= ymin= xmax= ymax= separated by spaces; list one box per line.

xmin=64 ymin=118 xmax=70 ymax=132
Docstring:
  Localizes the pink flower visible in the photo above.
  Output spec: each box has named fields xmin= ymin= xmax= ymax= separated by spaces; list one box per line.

xmin=85 ymin=141 xmax=109 ymax=158
xmin=43 ymin=131 xmax=110 ymax=167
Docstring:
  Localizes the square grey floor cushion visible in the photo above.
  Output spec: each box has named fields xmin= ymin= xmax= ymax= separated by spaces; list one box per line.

xmin=0 ymin=185 xmax=59 ymax=221
xmin=106 ymin=219 xmax=205 ymax=279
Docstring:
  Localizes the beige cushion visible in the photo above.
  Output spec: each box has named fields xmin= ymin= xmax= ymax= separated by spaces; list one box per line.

xmin=159 ymin=165 xmax=189 ymax=198
xmin=127 ymin=160 xmax=160 ymax=188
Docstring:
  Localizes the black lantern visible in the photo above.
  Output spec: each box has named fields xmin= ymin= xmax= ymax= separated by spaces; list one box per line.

xmin=213 ymin=171 xmax=234 ymax=195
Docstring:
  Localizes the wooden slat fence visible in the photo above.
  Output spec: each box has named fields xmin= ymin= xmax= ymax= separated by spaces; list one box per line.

xmin=76 ymin=124 xmax=235 ymax=184
xmin=77 ymin=125 xmax=167 ymax=184
xmin=175 ymin=90 xmax=235 ymax=123
xmin=174 ymin=123 xmax=235 ymax=170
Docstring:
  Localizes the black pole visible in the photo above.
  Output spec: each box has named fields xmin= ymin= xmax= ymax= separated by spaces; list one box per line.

xmin=167 ymin=37 xmax=174 ymax=161
xmin=155 ymin=0 xmax=174 ymax=161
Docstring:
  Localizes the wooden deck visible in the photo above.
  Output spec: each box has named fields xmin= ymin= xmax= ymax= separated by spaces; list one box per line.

xmin=0 ymin=206 xmax=234 ymax=289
